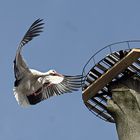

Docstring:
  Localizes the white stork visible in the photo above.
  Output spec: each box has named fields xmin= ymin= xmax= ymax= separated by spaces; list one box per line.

xmin=13 ymin=19 xmax=83 ymax=107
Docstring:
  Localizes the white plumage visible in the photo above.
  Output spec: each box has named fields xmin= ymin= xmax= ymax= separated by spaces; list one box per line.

xmin=13 ymin=19 xmax=82 ymax=107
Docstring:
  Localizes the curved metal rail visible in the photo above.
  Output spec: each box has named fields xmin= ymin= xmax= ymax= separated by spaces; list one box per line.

xmin=82 ymin=40 xmax=140 ymax=123
xmin=82 ymin=40 xmax=140 ymax=82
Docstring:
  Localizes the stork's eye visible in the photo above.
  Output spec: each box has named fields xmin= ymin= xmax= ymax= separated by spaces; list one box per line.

xmin=49 ymin=70 xmax=57 ymax=76
xmin=50 ymin=73 xmax=56 ymax=76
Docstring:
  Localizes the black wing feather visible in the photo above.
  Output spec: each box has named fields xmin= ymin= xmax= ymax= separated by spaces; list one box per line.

xmin=42 ymin=75 xmax=83 ymax=99
xmin=19 ymin=19 xmax=44 ymax=48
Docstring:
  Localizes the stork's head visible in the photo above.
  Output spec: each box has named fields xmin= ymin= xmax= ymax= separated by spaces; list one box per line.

xmin=43 ymin=69 xmax=64 ymax=84
xmin=47 ymin=69 xmax=63 ymax=77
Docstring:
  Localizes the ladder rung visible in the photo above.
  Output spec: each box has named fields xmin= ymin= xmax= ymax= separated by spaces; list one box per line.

xmin=129 ymin=64 xmax=140 ymax=73
xmin=107 ymin=55 xmax=119 ymax=63
xmin=90 ymin=68 xmax=102 ymax=77
xmin=103 ymin=57 xmax=115 ymax=66
xmin=96 ymin=63 xmax=108 ymax=72
xmin=112 ymin=52 xmax=120 ymax=59
xmin=126 ymin=67 xmax=135 ymax=73
xmin=89 ymin=72 xmax=98 ymax=80
xmin=86 ymin=76 xmax=94 ymax=84
xmin=91 ymin=98 xmax=107 ymax=110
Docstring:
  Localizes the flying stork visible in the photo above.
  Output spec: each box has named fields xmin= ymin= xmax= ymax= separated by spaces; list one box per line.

xmin=13 ymin=19 xmax=83 ymax=107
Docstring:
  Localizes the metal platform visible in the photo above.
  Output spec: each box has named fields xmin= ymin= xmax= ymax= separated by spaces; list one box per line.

xmin=82 ymin=40 xmax=140 ymax=123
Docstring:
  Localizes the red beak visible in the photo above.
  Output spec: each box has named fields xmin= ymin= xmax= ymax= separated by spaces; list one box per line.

xmin=55 ymin=72 xmax=63 ymax=77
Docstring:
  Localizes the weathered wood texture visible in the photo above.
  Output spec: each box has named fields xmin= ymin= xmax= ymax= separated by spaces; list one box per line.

xmin=107 ymin=75 xmax=140 ymax=140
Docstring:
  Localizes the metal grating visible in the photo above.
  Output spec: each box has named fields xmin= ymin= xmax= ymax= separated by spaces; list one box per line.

xmin=82 ymin=40 xmax=140 ymax=123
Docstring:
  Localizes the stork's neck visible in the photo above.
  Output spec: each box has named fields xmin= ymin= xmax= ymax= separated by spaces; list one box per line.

xmin=30 ymin=69 xmax=49 ymax=76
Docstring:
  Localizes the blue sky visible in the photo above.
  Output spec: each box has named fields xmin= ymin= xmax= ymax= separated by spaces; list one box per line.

xmin=0 ymin=0 xmax=140 ymax=140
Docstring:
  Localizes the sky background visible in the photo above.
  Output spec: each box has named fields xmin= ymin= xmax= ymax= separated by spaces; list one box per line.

xmin=0 ymin=0 xmax=140 ymax=140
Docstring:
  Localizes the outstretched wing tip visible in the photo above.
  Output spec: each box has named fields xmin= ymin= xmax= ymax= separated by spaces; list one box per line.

xmin=19 ymin=18 xmax=45 ymax=48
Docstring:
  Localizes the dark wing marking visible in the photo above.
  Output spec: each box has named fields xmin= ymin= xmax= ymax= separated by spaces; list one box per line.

xmin=43 ymin=75 xmax=83 ymax=99
xmin=14 ymin=19 xmax=44 ymax=86
xmin=26 ymin=87 xmax=44 ymax=105
xmin=27 ymin=92 xmax=43 ymax=105
xmin=19 ymin=18 xmax=44 ymax=48
xmin=14 ymin=53 xmax=29 ymax=83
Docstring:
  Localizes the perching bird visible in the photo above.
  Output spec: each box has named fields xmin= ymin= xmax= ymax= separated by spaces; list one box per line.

xmin=13 ymin=19 xmax=83 ymax=107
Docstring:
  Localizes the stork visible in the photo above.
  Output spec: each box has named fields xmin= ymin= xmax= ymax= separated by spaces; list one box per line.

xmin=13 ymin=19 xmax=83 ymax=107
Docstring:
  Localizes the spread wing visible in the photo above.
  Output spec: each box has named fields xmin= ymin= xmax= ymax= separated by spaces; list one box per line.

xmin=43 ymin=75 xmax=83 ymax=98
xmin=14 ymin=19 xmax=44 ymax=86
xmin=26 ymin=75 xmax=83 ymax=105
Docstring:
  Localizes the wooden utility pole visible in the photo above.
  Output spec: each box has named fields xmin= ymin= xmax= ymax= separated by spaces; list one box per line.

xmin=107 ymin=75 xmax=140 ymax=140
